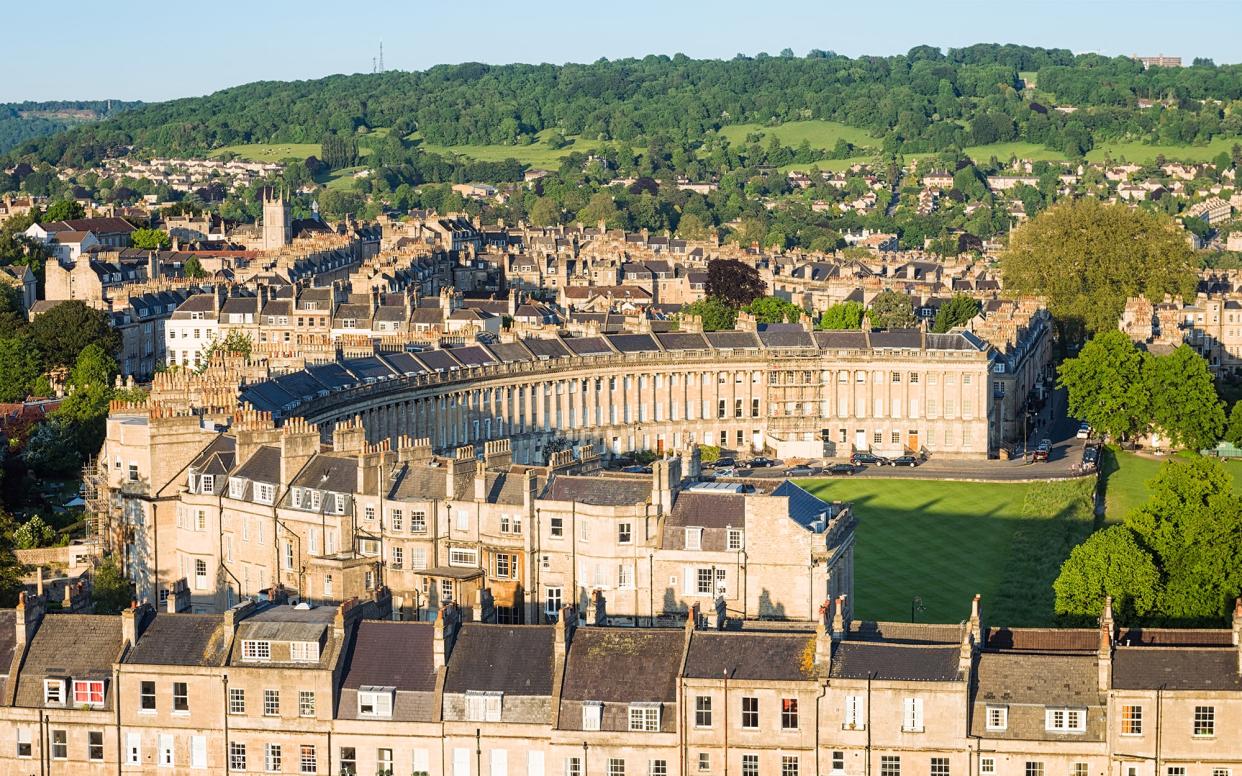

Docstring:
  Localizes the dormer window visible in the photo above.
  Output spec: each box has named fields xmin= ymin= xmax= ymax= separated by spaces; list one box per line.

xmin=466 ymin=691 xmax=503 ymax=722
xmin=357 ymin=686 xmax=394 ymax=718
xmin=241 ymin=640 xmax=271 ymax=662
xmin=629 ymin=703 xmax=661 ymax=732
xmin=199 ymin=475 xmax=214 ymax=494
xmin=229 ymin=479 xmax=246 ymax=499
xmin=255 ymin=483 xmax=275 ymax=504
xmin=684 ymin=527 xmax=703 ymax=551
xmin=73 ymin=680 xmax=105 ymax=707
xmin=289 ymin=641 xmax=320 ymax=663
xmin=582 ymin=701 xmax=603 ymax=731
xmin=44 ymin=679 xmax=66 ymax=706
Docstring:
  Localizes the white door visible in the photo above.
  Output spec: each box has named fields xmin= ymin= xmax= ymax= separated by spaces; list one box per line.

xmin=527 ymin=751 xmax=545 ymax=776
xmin=191 ymin=736 xmax=207 ymax=769
xmin=454 ymin=747 xmax=471 ymax=776
xmin=491 ymin=749 xmax=508 ymax=776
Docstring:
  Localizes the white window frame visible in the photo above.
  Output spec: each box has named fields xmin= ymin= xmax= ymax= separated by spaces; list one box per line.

xmin=241 ymin=640 xmax=271 ymax=662
xmin=629 ymin=702 xmax=661 ymax=732
xmin=582 ymin=701 xmax=603 ymax=731
xmin=986 ymin=705 xmax=1008 ymax=731
xmin=1044 ymin=707 xmax=1087 ymax=734
xmin=357 ymin=686 xmax=394 ymax=718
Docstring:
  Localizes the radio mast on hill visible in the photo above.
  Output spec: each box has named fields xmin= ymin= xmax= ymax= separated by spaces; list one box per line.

xmin=372 ymin=42 xmax=384 ymax=74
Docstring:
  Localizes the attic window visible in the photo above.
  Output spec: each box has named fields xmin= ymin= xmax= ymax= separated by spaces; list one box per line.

xmin=73 ymin=679 xmax=105 ymax=707
xmin=43 ymin=678 xmax=66 ymax=706
xmin=629 ymin=703 xmax=661 ymax=732
xmin=241 ymin=640 xmax=271 ymax=662
xmin=357 ymin=686 xmax=394 ymax=718
xmin=582 ymin=701 xmax=603 ymax=731
xmin=289 ymin=641 xmax=320 ymax=663
xmin=466 ymin=691 xmax=503 ymax=722
xmin=199 ymin=475 xmax=214 ymax=494
xmin=229 ymin=479 xmax=246 ymax=499
xmin=684 ymin=527 xmax=703 ymax=551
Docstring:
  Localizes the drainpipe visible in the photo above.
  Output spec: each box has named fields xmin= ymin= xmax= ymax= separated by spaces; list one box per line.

xmin=221 ymin=674 xmax=230 ymax=775
xmin=113 ymin=663 xmax=122 ymax=776
xmin=866 ymin=673 xmax=874 ymax=776
xmin=722 ymin=668 xmax=730 ymax=776
xmin=1155 ymin=685 xmax=1164 ymax=775
xmin=814 ymin=676 xmax=828 ymax=776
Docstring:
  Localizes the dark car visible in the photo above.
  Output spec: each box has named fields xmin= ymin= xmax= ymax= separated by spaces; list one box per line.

xmin=786 ymin=465 xmax=820 ymax=477
xmin=886 ymin=455 xmax=920 ymax=468
xmin=1082 ymin=446 xmax=1100 ymax=467
xmin=621 ymin=465 xmax=653 ymax=474
xmin=850 ymin=452 xmax=888 ymax=465
xmin=713 ymin=457 xmax=736 ymax=468
xmin=748 ymin=457 xmax=776 ymax=468
xmin=1032 ymin=439 xmax=1052 ymax=462
xmin=827 ymin=463 xmax=858 ymax=476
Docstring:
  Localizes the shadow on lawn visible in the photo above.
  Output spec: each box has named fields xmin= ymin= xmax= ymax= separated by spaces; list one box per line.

xmin=838 ymin=483 xmax=1096 ymax=628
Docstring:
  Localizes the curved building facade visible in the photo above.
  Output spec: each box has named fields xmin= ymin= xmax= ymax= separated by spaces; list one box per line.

xmin=242 ymin=325 xmax=1001 ymax=461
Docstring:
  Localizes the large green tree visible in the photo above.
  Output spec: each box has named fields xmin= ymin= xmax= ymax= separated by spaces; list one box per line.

xmin=28 ymin=301 xmax=120 ymax=368
xmin=1144 ymin=345 xmax=1225 ymax=450
xmin=1053 ymin=525 xmax=1162 ymax=623
xmin=818 ymin=301 xmax=865 ymax=330
xmin=931 ymin=294 xmax=981 ymax=333
xmin=130 ymin=228 xmax=171 ymax=249
xmin=680 ymin=297 xmax=737 ymax=331
xmin=742 ymin=296 xmax=803 ymax=324
xmin=1058 ymin=330 xmax=1151 ymax=441
xmin=91 ymin=559 xmax=133 ymax=615
xmin=1001 ymin=199 xmax=1197 ymax=334
xmin=0 ymin=335 xmax=40 ymax=402
xmin=867 ymin=290 xmax=917 ymax=329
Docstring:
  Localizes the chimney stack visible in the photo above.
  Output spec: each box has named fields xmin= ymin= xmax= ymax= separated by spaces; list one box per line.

xmin=14 ymin=590 xmax=46 ymax=646
xmin=1098 ymin=596 xmax=1115 ymax=691
xmin=831 ymin=594 xmax=848 ymax=640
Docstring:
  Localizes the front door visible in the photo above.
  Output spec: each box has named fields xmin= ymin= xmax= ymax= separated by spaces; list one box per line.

xmin=907 ymin=430 xmax=919 ymax=453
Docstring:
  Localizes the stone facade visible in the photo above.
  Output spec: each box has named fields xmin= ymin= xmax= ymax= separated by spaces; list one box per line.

xmin=0 ymin=593 xmax=1239 ymax=776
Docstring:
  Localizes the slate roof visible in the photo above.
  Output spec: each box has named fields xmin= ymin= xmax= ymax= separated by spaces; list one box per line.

xmin=704 ymin=331 xmax=761 ymax=350
xmin=1118 ymin=628 xmax=1235 ymax=647
xmin=757 ymin=324 xmax=814 ymax=349
xmin=389 ymin=463 xmax=449 ymax=501
xmin=523 ymin=338 xmax=571 ymax=359
xmin=830 ymin=642 xmax=961 ymax=682
xmin=563 ymin=336 xmax=613 ymax=356
xmin=562 ymin=628 xmax=683 ymax=703
xmin=813 ymin=330 xmax=869 ymax=350
xmin=290 ymin=454 xmax=357 ymax=493
xmin=126 ymin=614 xmax=229 ymax=666
xmin=684 ymin=632 xmax=816 ymax=681
xmin=1112 ymin=648 xmax=1242 ymax=691
xmin=444 ymin=624 xmax=554 ymax=696
xmin=656 ymin=332 xmax=710 ymax=351
xmin=232 ymin=446 xmax=281 ymax=484
xmin=541 ymin=475 xmax=651 ymax=506
xmin=974 ymin=651 xmax=1101 ymax=706
xmin=607 ymin=333 xmax=660 ymax=353
xmin=868 ymin=329 xmax=922 ymax=348
xmin=15 ymin=614 xmax=124 ymax=708
xmin=665 ymin=493 xmax=744 ymax=530
xmin=847 ymin=621 xmax=964 ymax=645
xmin=340 ymin=621 xmax=436 ymax=692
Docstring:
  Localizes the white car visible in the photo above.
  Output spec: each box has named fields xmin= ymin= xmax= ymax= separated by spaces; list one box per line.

xmin=1076 ymin=423 xmax=1090 ymax=440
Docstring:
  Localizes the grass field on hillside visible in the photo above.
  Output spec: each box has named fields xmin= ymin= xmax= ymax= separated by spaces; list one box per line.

xmin=718 ymin=120 xmax=877 ymax=152
xmin=797 ymin=477 xmax=1095 ymax=626
xmin=212 ymin=143 xmax=321 ymax=162
xmin=1087 ymin=137 xmax=1241 ymax=164
xmin=962 ymin=141 xmax=1068 ymax=162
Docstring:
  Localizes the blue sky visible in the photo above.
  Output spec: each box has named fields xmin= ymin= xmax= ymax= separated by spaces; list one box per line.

xmin=5 ymin=0 xmax=1242 ymax=102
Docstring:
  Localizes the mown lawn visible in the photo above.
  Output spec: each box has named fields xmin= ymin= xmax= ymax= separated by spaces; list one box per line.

xmin=797 ymin=477 xmax=1096 ymax=626
xmin=1098 ymin=446 xmax=1242 ymax=523
xmin=1086 ymin=136 xmax=1242 ymax=165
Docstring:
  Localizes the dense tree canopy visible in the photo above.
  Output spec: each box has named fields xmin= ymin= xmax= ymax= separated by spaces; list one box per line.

xmin=1056 ymin=456 xmax=1242 ymax=625
xmin=705 ymin=259 xmax=766 ymax=307
xmin=28 ymin=301 xmax=119 ymax=369
xmin=819 ymin=300 xmax=865 ymax=330
xmin=11 ymin=46 xmax=1242 ymax=168
xmin=867 ymin=290 xmax=917 ymax=329
xmin=931 ymin=294 xmax=981 ymax=332
xmin=1059 ymin=331 xmax=1224 ymax=447
xmin=1001 ymin=200 xmax=1197 ymax=335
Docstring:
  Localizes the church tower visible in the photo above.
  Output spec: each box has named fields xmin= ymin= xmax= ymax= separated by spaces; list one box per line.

xmin=261 ymin=187 xmax=292 ymax=250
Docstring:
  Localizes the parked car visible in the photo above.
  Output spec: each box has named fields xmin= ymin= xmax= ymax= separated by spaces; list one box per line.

xmin=714 ymin=467 xmax=735 ymax=478
xmin=1082 ymin=445 xmax=1100 ymax=468
xmin=1076 ymin=423 xmax=1091 ymax=440
xmin=786 ymin=465 xmax=820 ymax=477
xmin=1032 ymin=439 xmax=1052 ymax=462
xmin=826 ymin=463 xmax=858 ymax=476
xmin=748 ymin=457 xmax=776 ymax=468
xmin=885 ymin=455 xmax=920 ymax=468
xmin=713 ymin=457 xmax=736 ymax=469
xmin=621 ymin=465 xmax=653 ymax=474
xmin=850 ymin=452 xmax=888 ymax=465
